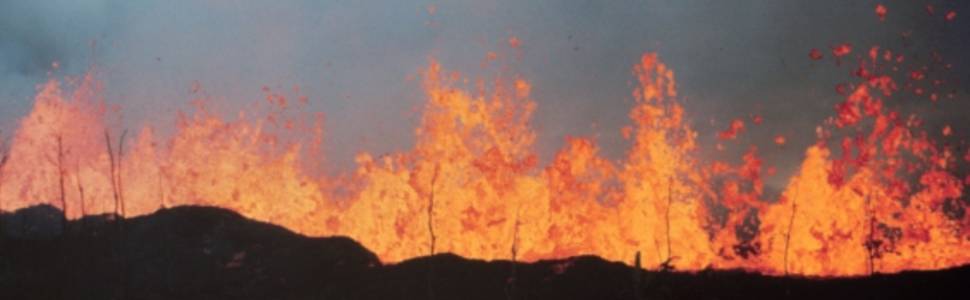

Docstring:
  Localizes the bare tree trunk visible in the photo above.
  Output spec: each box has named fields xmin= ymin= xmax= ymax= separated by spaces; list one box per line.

xmin=633 ymin=251 xmax=643 ymax=300
xmin=426 ymin=164 xmax=440 ymax=300
xmin=784 ymin=193 xmax=797 ymax=276
xmin=511 ymin=208 xmax=519 ymax=263
xmin=0 ymin=143 xmax=8 ymax=238
xmin=117 ymin=130 xmax=127 ymax=217
xmin=658 ymin=102 xmax=676 ymax=271
xmin=661 ymin=176 xmax=674 ymax=270
xmin=105 ymin=129 xmax=127 ymax=219
xmin=506 ymin=205 xmax=520 ymax=300
xmin=106 ymin=129 xmax=129 ymax=300
xmin=56 ymin=135 xmax=67 ymax=235
xmin=158 ymin=164 xmax=167 ymax=209
xmin=105 ymin=130 xmax=119 ymax=218
xmin=865 ymin=192 xmax=875 ymax=275
xmin=427 ymin=164 xmax=439 ymax=256
xmin=54 ymin=135 xmax=75 ymax=300
xmin=74 ymin=161 xmax=87 ymax=230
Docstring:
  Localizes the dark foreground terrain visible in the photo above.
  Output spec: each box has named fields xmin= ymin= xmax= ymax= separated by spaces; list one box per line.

xmin=1 ymin=205 xmax=968 ymax=300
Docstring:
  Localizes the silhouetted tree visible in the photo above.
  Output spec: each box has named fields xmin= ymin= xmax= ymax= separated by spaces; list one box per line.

xmin=506 ymin=205 xmax=520 ymax=300
xmin=865 ymin=191 xmax=876 ymax=275
xmin=56 ymin=135 xmax=67 ymax=235
xmin=117 ymin=130 xmax=127 ymax=217
xmin=158 ymin=163 xmax=167 ymax=209
xmin=426 ymin=163 xmax=440 ymax=300
xmin=105 ymin=129 xmax=127 ymax=219
xmin=784 ymin=191 xmax=798 ymax=276
xmin=633 ymin=251 xmax=644 ymax=300
xmin=105 ymin=129 xmax=130 ymax=300
xmin=0 ymin=133 xmax=8 ymax=237
xmin=74 ymin=159 xmax=87 ymax=230
xmin=664 ymin=176 xmax=674 ymax=262
xmin=660 ymin=176 xmax=675 ymax=271
xmin=427 ymin=164 xmax=439 ymax=256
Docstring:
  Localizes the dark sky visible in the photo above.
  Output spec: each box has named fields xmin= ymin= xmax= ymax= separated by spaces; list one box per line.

xmin=1 ymin=0 xmax=968 ymax=189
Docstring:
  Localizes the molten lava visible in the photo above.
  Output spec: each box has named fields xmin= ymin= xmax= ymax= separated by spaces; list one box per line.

xmin=0 ymin=44 xmax=966 ymax=277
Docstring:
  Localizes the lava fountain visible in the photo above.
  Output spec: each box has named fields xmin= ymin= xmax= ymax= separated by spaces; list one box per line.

xmin=1 ymin=26 xmax=967 ymax=279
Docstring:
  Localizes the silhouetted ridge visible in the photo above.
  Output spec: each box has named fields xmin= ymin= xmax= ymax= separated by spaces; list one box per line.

xmin=1 ymin=204 xmax=969 ymax=299
xmin=0 ymin=204 xmax=380 ymax=299
xmin=0 ymin=204 xmax=65 ymax=239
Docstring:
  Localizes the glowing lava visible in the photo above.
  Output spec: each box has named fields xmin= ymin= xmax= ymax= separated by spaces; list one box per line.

xmin=0 ymin=47 xmax=966 ymax=277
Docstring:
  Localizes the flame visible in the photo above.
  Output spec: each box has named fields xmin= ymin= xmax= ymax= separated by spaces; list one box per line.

xmin=0 ymin=48 xmax=966 ymax=277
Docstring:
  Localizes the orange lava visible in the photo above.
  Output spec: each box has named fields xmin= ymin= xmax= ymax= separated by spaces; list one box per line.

xmin=0 ymin=48 xmax=966 ymax=277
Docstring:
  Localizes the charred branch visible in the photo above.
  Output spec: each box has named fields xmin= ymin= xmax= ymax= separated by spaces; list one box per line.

xmin=105 ymin=130 xmax=119 ymax=218
xmin=0 ymin=133 xmax=8 ymax=237
xmin=117 ymin=129 xmax=127 ymax=217
xmin=633 ymin=251 xmax=644 ymax=300
xmin=105 ymin=129 xmax=128 ymax=220
xmin=865 ymin=192 xmax=876 ymax=275
xmin=784 ymin=192 xmax=798 ymax=276
xmin=427 ymin=163 xmax=440 ymax=300
xmin=158 ymin=164 xmax=167 ymax=209
xmin=427 ymin=164 xmax=440 ymax=256
xmin=74 ymin=159 xmax=86 ymax=230
xmin=662 ymin=176 xmax=674 ymax=271
xmin=106 ymin=129 xmax=130 ymax=298
xmin=56 ymin=135 xmax=67 ymax=234
xmin=506 ymin=204 xmax=520 ymax=300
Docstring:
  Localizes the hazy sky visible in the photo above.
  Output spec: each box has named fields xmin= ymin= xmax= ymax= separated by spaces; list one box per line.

xmin=1 ymin=0 xmax=968 ymax=189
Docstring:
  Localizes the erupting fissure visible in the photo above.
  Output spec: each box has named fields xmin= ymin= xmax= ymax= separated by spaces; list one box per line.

xmin=0 ymin=47 xmax=966 ymax=277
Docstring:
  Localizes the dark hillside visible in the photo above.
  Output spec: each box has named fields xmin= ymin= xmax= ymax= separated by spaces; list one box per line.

xmin=1 ymin=205 xmax=968 ymax=299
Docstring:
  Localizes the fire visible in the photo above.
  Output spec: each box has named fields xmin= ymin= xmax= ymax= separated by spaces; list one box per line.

xmin=0 ymin=45 xmax=967 ymax=277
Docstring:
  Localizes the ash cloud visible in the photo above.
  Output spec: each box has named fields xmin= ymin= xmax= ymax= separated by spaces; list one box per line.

xmin=0 ymin=0 xmax=968 ymax=189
